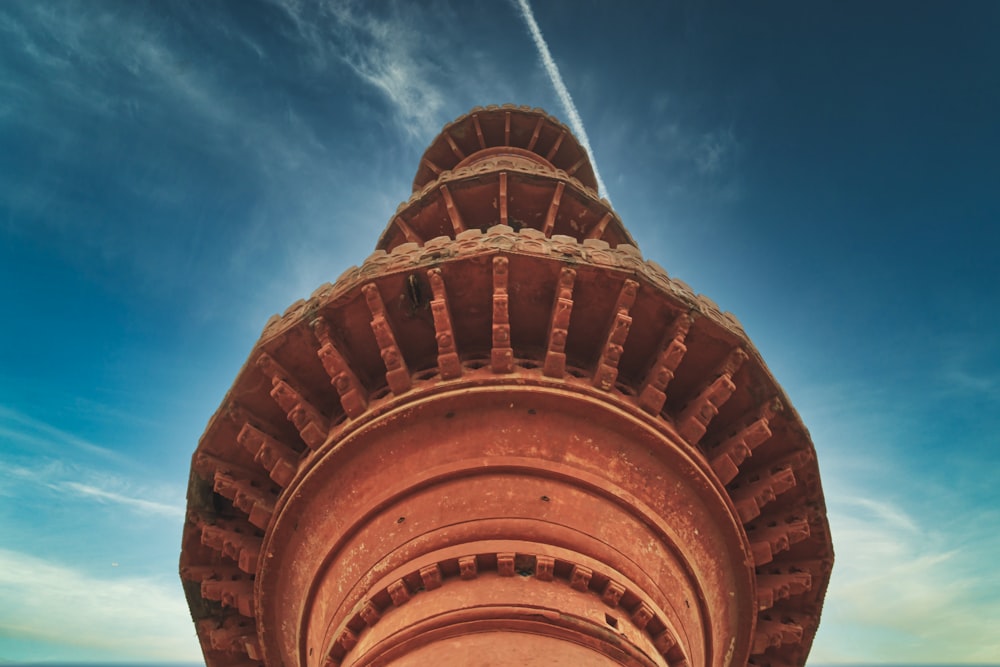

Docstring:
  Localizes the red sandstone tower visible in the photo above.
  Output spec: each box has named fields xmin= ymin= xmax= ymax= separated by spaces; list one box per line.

xmin=181 ymin=105 xmax=833 ymax=667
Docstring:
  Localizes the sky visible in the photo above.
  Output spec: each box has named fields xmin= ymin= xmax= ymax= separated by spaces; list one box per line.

xmin=1 ymin=0 xmax=998 ymax=663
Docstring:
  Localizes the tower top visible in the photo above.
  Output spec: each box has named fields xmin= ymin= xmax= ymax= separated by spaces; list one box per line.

xmin=378 ymin=104 xmax=632 ymax=252
xmin=412 ymin=104 xmax=598 ymax=193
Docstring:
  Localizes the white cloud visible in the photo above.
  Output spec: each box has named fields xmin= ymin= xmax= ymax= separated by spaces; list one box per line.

xmin=937 ymin=335 xmax=1000 ymax=403
xmin=694 ymin=127 xmax=736 ymax=175
xmin=269 ymin=0 xmax=446 ymax=139
xmin=513 ymin=0 xmax=611 ymax=202
xmin=0 ymin=448 xmax=184 ymax=520
xmin=792 ymin=379 xmax=1000 ymax=664
xmin=60 ymin=481 xmax=184 ymax=519
xmin=0 ymin=3 xmax=335 ymax=200
xmin=647 ymin=100 xmax=738 ymax=180
xmin=813 ymin=493 xmax=1000 ymax=663
xmin=0 ymin=548 xmax=199 ymax=660
xmin=839 ymin=496 xmax=920 ymax=535
xmin=0 ymin=2 xmax=359 ymax=330
xmin=0 ymin=405 xmax=117 ymax=461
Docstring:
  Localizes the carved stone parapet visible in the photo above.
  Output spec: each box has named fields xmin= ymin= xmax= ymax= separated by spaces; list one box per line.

xmin=677 ymin=374 xmax=737 ymax=444
xmin=237 ymin=423 xmax=299 ymax=488
xmin=269 ymin=380 xmax=329 ymax=449
xmin=730 ymin=466 xmax=798 ymax=523
xmin=638 ymin=312 xmax=693 ymax=414
xmin=202 ymin=578 xmax=255 ymax=618
xmin=491 ymin=256 xmax=514 ymax=373
xmin=212 ymin=471 xmax=276 ymax=530
xmin=200 ymin=524 xmax=261 ymax=574
xmin=312 ymin=316 xmax=368 ymax=418
xmin=198 ymin=616 xmax=263 ymax=660
xmin=440 ymin=184 xmax=466 ymax=234
xmin=593 ymin=279 xmax=639 ymax=391
xmin=542 ymin=181 xmax=565 ymax=236
xmin=753 ymin=618 xmax=804 ymax=653
xmin=543 ymin=267 xmax=576 ymax=378
xmin=747 ymin=517 xmax=811 ymax=565
xmin=363 ymin=283 xmax=411 ymax=394
xmin=756 ymin=571 xmax=813 ymax=611
xmin=427 ymin=268 xmax=462 ymax=379
xmin=709 ymin=400 xmax=780 ymax=484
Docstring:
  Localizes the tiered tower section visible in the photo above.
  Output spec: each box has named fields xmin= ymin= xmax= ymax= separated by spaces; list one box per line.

xmin=180 ymin=105 xmax=833 ymax=667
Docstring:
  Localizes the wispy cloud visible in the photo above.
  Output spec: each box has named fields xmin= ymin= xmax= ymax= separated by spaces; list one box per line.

xmin=0 ymin=4 xmax=325 ymax=175
xmin=268 ymin=0 xmax=446 ymax=139
xmin=513 ymin=0 xmax=611 ymax=202
xmin=790 ymin=378 xmax=1000 ymax=664
xmin=0 ymin=2 xmax=340 ymax=308
xmin=840 ymin=496 xmax=919 ymax=535
xmin=814 ymin=492 xmax=1000 ymax=663
xmin=0 ymin=548 xmax=198 ymax=660
xmin=0 ymin=453 xmax=184 ymax=519
xmin=331 ymin=10 xmax=445 ymax=139
xmin=648 ymin=95 xmax=740 ymax=180
xmin=0 ymin=405 xmax=117 ymax=461
xmin=693 ymin=127 xmax=737 ymax=176
xmin=936 ymin=333 xmax=1000 ymax=404
xmin=60 ymin=481 xmax=184 ymax=518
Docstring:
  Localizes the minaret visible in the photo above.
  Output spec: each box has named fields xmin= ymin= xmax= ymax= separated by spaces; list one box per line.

xmin=180 ymin=105 xmax=833 ymax=667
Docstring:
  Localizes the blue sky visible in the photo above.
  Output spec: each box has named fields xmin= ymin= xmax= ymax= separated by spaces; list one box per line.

xmin=1 ymin=1 xmax=998 ymax=663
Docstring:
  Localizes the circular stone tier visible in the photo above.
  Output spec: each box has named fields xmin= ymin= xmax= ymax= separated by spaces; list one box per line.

xmin=180 ymin=108 xmax=833 ymax=667
xmin=411 ymin=104 xmax=599 ymax=194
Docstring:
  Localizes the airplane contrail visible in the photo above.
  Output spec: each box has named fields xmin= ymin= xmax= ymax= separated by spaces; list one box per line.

xmin=513 ymin=0 xmax=611 ymax=204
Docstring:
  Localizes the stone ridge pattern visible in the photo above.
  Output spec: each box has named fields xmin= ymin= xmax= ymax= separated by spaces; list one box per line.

xmin=180 ymin=106 xmax=833 ymax=667
xmin=411 ymin=104 xmax=600 ymax=193
xmin=378 ymin=157 xmax=635 ymax=252
xmin=273 ymin=228 xmax=735 ymax=345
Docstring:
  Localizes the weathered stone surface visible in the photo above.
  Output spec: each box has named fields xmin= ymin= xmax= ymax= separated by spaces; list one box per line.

xmin=180 ymin=106 xmax=833 ymax=667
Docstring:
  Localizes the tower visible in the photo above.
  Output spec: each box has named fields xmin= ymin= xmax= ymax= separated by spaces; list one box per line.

xmin=180 ymin=105 xmax=833 ymax=667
